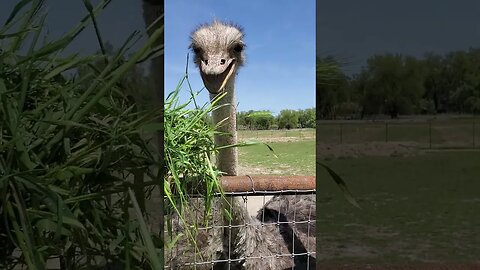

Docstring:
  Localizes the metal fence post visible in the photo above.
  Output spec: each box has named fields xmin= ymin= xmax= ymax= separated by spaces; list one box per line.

xmin=473 ymin=115 xmax=476 ymax=148
xmin=429 ymin=120 xmax=432 ymax=149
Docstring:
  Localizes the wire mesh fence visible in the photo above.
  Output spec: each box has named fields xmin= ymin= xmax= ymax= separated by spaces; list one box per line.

xmin=317 ymin=116 xmax=479 ymax=149
xmin=237 ymin=128 xmax=316 ymax=141
xmin=164 ymin=176 xmax=316 ymax=270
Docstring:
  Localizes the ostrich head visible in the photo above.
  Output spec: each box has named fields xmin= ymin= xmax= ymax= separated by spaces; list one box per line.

xmin=190 ymin=21 xmax=245 ymax=94
xmin=189 ymin=21 xmax=244 ymax=176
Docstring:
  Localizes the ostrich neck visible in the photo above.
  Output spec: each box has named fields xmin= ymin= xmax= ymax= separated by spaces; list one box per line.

xmin=209 ymin=76 xmax=275 ymax=268
xmin=210 ymin=77 xmax=238 ymax=176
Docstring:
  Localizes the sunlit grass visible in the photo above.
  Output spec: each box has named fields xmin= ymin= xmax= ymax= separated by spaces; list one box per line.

xmin=318 ymin=151 xmax=480 ymax=262
xmin=164 ymin=73 xmax=225 ymax=223
xmin=239 ymin=139 xmax=315 ymax=175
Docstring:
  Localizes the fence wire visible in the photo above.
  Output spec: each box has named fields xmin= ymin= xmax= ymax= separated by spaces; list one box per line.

xmin=317 ymin=117 xmax=479 ymax=149
xmin=164 ymin=187 xmax=316 ymax=269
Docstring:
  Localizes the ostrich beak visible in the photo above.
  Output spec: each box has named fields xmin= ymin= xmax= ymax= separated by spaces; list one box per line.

xmin=200 ymin=58 xmax=236 ymax=94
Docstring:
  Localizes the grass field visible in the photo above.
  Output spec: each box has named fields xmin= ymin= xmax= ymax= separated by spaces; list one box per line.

xmin=317 ymin=151 xmax=480 ymax=263
xmin=236 ymin=121 xmax=480 ymax=263
xmin=318 ymin=117 xmax=480 ymax=264
xmin=237 ymin=128 xmax=315 ymax=175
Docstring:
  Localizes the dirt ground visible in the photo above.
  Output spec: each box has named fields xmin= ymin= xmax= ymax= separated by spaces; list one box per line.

xmin=318 ymin=141 xmax=424 ymax=160
xmin=240 ymin=135 xmax=315 ymax=143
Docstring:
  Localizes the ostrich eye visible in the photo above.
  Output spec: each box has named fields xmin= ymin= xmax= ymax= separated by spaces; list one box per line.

xmin=233 ymin=44 xmax=243 ymax=53
xmin=192 ymin=46 xmax=201 ymax=54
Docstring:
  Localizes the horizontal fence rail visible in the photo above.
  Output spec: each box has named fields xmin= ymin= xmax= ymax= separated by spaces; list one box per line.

xmin=173 ymin=175 xmax=316 ymax=196
xmin=221 ymin=175 xmax=316 ymax=195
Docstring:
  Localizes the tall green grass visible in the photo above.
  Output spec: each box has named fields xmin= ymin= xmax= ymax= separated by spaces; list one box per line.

xmin=163 ymin=63 xmax=232 ymax=251
xmin=1 ymin=1 xmax=163 ymax=269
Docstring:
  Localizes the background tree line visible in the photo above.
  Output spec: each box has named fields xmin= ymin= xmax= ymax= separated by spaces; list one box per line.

xmin=204 ymin=108 xmax=315 ymax=130
xmin=317 ymin=48 xmax=480 ymax=119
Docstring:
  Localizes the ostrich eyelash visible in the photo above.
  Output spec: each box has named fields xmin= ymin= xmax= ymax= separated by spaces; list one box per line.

xmin=233 ymin=44 xmax=244 ymax=52
xmin=191 ymin=46 xmax=201 ymax=54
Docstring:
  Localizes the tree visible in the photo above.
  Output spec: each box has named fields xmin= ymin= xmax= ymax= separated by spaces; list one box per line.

xmin=237 ymin=110 xmax=275 ymax=130
xmin=247 ymin=111 xmax=275 ymax=130
xmin=316 ymin=56 xmax=350 ymax=119
xmin=277 ymin=109 xmax=299 ymax=129
xmin=298 ymin=108 xmax=316 ymax=128
xmin=359 ymin=54 xmax=425 ymax=118
xmin=237 ymin=110 xmax=253 ymax=129
xmin=422 ymin=52 xmax=448 ymax=113
xmin=323 ymin=47 xmax=480 ymax=117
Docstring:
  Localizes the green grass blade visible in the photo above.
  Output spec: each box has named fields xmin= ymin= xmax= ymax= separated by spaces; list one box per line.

xmin=318 ymin=161 xmax=360 ymax=208
xmin=128 ymin=188 xmax=162 ymax=270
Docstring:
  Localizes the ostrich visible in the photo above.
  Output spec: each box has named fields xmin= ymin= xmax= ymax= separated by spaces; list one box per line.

xmin=165 ymin=21 xmax=316 ymax=270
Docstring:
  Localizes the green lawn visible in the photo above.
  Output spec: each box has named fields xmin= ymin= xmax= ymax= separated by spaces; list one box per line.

xmin=317 ymin=151 xmax=480 ymax=263
xmin=238 ymin=140 xmax=315 ymax=175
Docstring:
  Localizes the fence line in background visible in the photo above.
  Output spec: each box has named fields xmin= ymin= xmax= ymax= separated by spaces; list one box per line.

xmin=317 ymin=118 xmax=479 ymax=149
xmin=237 ymin=128 xmax=316 ymax=139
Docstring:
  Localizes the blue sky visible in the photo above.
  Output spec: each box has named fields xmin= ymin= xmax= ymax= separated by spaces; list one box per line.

xmin=165 ymin=1 xmax=316 ymax=115
xmin=1 ymin=1 xmax=146 ymax=56
xmin=317 ymin=0 xmax=480 ymax=75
